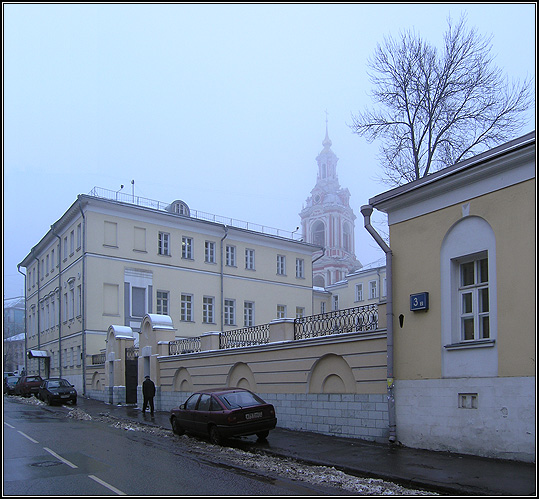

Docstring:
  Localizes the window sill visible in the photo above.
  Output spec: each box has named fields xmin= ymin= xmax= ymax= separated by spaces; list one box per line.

xmin=444 ymin=339 xmax=496 ymax=350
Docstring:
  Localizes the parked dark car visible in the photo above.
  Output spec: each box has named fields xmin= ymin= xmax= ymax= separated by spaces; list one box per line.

xmin=170 ymin=387 xmax=277 ymax=445
xmin=14 ymin=375 xmax=43 ymax=397
xmin=4 ymin=375 xmax=21 ymax=395
xmin=38 ymin=378 xmax=77 ymax=405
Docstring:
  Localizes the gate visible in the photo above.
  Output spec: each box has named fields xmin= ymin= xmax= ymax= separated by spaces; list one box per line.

xmin=125 ymin=346 xmax=139 ymax=404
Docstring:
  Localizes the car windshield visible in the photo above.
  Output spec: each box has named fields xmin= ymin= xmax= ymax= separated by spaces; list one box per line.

xmin=26 ymin=377 xmax=41 ymax=382
xmin=6 ymin=377 xmax=20 ymax=385
xmin=47 ymin=380 xmax=71 ymax=388
xmin=218 ymin=391 xmax=264 ymax=409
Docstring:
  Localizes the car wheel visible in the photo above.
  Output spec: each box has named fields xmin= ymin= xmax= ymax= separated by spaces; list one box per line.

xmin=209 ymin=425 xmax=223 ymax=445
xmin=256 ymin=430 xmax=269 ymax=441
xmin=47 ymin=395 xmax=53 ymax=406
xmin=72 ymin=399 xmax=77 ymax=405
xmin=171 ymin=417 xmax=185 ymax=436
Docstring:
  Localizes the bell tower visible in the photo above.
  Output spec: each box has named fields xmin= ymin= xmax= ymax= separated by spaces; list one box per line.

xmin=299 ymin=119 xmax=362 ymax=288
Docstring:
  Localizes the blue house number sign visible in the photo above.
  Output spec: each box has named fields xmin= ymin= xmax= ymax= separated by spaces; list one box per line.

xmin=410 ymin=292 xmax=429 ymax=311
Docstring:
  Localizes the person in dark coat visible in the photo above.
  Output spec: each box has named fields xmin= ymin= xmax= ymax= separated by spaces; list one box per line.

xmin=142 ymin=375 xmax=156 ymax=415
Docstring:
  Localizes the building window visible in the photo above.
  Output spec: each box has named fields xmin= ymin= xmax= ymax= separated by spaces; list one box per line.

xmin=332 ymin=295 xmax=339 ymax=311
xmin=245 ymin=249 xmax=255 ymax=270
xmin=205 ymin=241 xmax=216 ymax=263
xmin=277 ymin=304 xmax=286 ymax=319
xmin=76 ymin=285 xmax=82 ymax=317
xmin=320 ymin=302 xmax=326 ymax=314
xmin=312 ymin=220 xmax=325 ymax=246
xmin=355 ymin=283 xmax=363 ymax=302
xmin=296 ymin=258 xmax=304 ymax=278
xmin=156 ymin=291 xmax=169 ymax=315
xmin=459 ymin=256 xmax=489 ymax=341
xmin=158 ymin=232 xmax=170 ymax=256
xmin=244 ymin=301 xmax=254 ymax=326
xmin=63 ymin=236 xmax=68 ymax=259
xmin=224 ymin=299 xmax=236 ymax=326
xmin=296 ymin=307 xmax=305 ymax=319
xmin=369 ymin=280 xmax=378 ymax=299
xmin=277 ymin=255 xmax=286 ymax=275
xmin=226 ymin=245 xmax=236 ymax=267
xmin=181 ymin=294 xmax=193 ymax=322
xmin=203 ymin=296 xmax=215 ymax=324
xmin=182 ymin=236 xmax=193 ymax=259
xmin=77 ymin=223 xmax=82 ymax=250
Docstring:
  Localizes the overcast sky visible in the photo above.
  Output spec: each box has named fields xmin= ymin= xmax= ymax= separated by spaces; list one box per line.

xmin=3 ymin=3 xmax=536 ymax=299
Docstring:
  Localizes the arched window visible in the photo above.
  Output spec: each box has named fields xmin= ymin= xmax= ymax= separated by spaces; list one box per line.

xmin=311 ymin=221 xmax=325 ymax=247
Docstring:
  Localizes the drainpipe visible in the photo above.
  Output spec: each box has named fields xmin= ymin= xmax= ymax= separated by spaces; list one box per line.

xmin=51 ymin=226 xmax=63 ymax=379
xmin=220 ymin=226 xmax=229 ymax=331
xmin=360 ymin=205 xmax=396 ymax=443
xmin=77 ymin=196 xmax=87 ymax=396
xmin=17 ymin=265 xmax=27 ymax=374
xmin=311 ymin=247 xmax=326 ymax=314
xmin=33 ymin=251 xmax=41 ymax=377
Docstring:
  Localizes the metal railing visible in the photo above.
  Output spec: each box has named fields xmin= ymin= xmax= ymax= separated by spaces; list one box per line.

xmin=91 ymin=352 xmax=106 ymax=365
xmin=169 ymin=337 xmax=201 ymax=355
xmin=294 ymin=305 xmax=379 ymax=340
xmin=88 ymin=186 xmax=302 ymax=241
xmin=219 ymin=323 xmax=270 ymax=349
xmin=125 ymin=346 xmax=139 ymax=360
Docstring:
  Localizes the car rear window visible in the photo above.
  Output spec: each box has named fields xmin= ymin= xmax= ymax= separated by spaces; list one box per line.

xmin=218 ymin=391 xmax=264 ymax=409
xmin=26 ymin=377 xmax=41 ymax=382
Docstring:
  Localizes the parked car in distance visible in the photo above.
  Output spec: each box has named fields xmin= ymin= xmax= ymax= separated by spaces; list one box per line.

xmin=4 ymin=375 xmax=21 ymax=395
xmin=170 ymin=387 xmax=277 ymax=445
xmin=14 ymin=375 xmax=43 ymax=397
xmin=38 ymin=378 xmax=77 ymax=405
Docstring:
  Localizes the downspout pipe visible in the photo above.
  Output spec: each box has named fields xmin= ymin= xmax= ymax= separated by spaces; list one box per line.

xmin=360 ymin=204 xmax=396 ymax=443
xmin=77 ymin=196 xmax=87 ymax=396
xmin=220 ymin=226 xmax=229 ymax=332
xmin=51 ymin=226 xmax=63 ymax=379
xmin=17 ymin=265 xmax=28 ymax=374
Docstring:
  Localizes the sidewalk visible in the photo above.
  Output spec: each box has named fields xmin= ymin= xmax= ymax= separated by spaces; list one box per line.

xmin=74 ymin=397 xmax=536 ymax=496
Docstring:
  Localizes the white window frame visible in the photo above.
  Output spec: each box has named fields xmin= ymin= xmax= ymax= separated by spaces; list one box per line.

xmin=158 ymin=231 xmax=170 ymax=256
xmin=277 ymin=255 xmax=286 ymax=275
xmin=156 ymin=290 xmax=169 ymax=315
xmin=355 ymin=283 xmax=363 ymax=302
xmin=182 ymin=236 xmax=193 ymax=260
xmin=277 ymin=304 xmax=286 ymax=319
xmin=226 ymin=245 xmax=236 ymax=267
xmin=244 ymin=301 xmax=254 ymax=327
xmin=205 ymin=241 xmax=216 ymax=263
xmin=181 ymin=293 xmax=193 ymax=322
xmin=224 ymin=299 xmax=236 ymax=326
xmin=296 ymin=258 xmax=304 ymax=278
xmin=203 ymin=296 xmax=215 ymax=324
xmin=368 ymin=280 xmax=378 ymax=299
xmin=245 ymin=249 xmax=255 ymax=270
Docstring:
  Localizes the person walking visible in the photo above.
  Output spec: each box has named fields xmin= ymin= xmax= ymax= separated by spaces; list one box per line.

xmin=142 ymin=375 xmax=156 ymax=415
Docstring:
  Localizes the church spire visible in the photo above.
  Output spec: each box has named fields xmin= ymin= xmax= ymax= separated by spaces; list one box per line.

xmin=322 ymin=109 xmax=332 ymax=150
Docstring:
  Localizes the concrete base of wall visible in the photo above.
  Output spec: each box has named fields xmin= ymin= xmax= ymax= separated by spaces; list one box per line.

xmin=395 ymin=377 xmax=535 ymax=462
xmin=158 ymin=390 xmax=389 ymax=442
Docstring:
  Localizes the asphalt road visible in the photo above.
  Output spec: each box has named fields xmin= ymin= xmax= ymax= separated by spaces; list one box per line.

xmin=2 ymin=397 xmax=346 ymax=496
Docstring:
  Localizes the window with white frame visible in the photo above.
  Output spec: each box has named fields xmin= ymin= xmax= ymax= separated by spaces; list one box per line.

xmin=224 ymin=299 xmax=236 ymax=325
xmin=181 ymin=294 xmax=193 ymax=322
xmin=132 ymin=286 xmax=146 ymax=318
xmin=245 ymin=249 xmax=255 ymax=270
xmin=277 ymin=255 xmax=286 ymax=275
xmin=458 ymin=256 xmax=489 ymax=341
xmin=296 ymin=258 xmax=304 ymax=278
xmin=182 ymin=236 xmax=193 ymax=259
xmin=244 ymin=301 xmax=254 ymax=326
xmin=77 ymin=223 xmax=82 ymax=249
xmin=205 ymin=241 xmax=216 ymax=263
xmin=296 ymin=307 xmax=305 ymax=319
xmin=332 ymin=295 xmax=339 ymax=311
xmin=203 ymin=296 xmax=215 ymax=324
xmin=226 ymin=245 xmax=236 ymax=267
xmin=277 ymin=304 xmax=286 ymax=319
xmin=369 ymin=280 xmax=378 ymax=299
xmin=320 ymin=302 xmax=326 ymax=314
xmin=158 ymin=232 xmax=170 ymax=255
xmin=156 ymin=291 xmax=169 ymax=315
xmin=70 ymin=230 xmax=75 ymax=255
xmin=76 ymin=285 xmax=82 ymax=317
xmin=355 ymin=283 xmax=363 ymax=302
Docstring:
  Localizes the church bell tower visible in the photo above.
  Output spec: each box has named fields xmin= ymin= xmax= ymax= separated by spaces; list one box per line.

xmin=299 ymin=120 xmax=362 ymax=288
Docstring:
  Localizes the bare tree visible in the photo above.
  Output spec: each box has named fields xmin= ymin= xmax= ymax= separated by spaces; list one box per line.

xmin=350 ymin=15 xmax=533 ymax=186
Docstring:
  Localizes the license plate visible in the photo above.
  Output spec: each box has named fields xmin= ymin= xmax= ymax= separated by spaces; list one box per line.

xmin=61 ymin=395 xmax=69 ymax=398
xmin=245 ymin=411 xmax=262 ymax=420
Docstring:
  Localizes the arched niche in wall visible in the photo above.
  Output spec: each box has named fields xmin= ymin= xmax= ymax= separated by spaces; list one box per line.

xmin=307 ymin=353 xmax=356 ymax=394
xmin=227 ymin=362 xmax=257 ymax=391
xmin=173 ymin=367 xmax=193 ymax=392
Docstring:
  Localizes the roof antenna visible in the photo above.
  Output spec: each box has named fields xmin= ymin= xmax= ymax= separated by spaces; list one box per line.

xmin=131 ymin=180 xmax=135 ymax=202
xmin=115 ymin=184 xmax=124 ymax=200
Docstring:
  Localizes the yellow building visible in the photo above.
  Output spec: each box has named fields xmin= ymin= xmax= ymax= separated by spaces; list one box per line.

xmin=366 ymin=131 xmax=535 ymax=462
xmin=19 ymin=189 xmax=321 ymax=394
